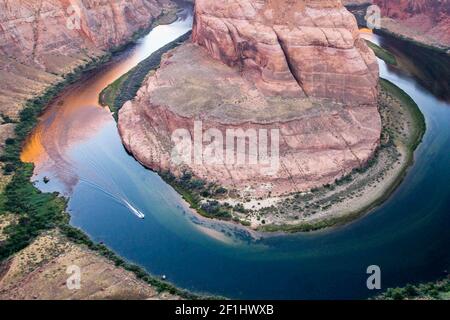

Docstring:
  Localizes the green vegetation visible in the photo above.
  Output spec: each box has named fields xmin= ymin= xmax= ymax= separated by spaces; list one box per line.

xmin=148 ymin=78 xmax=426 ymax=234
xmin=102 ymin=28 xmax=239 ymax=224
xmin=100 ymin=32 xmax=192 ymax=118
xmin=160 ymin=171 xmax=232 ymax=220
xmin=366 ymin=40 xmax=397 ymax=65
xmin=158 ymin=172 xmax=252 ymax=227
xmin=110 ymin=44 xmax=425 ymax=234
xmin=0 ymin=56 xmax=200 ymax=299
xmin=0 ymin=114 xmax=16 ymax=124
xmin=258 ymin=211 xmax=365 ymax=233
xmin=0 ymin=164 xmax=68 ymax=260
xmin=0 ymin=55 xmax=110 ymax=260
xmin=380 ymin=79 xmax=426 ymax=151
xmin=377 ymin=277 xmax=450 ymax=300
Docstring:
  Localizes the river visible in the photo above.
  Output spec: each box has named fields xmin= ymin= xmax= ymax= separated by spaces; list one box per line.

xmin=20 ymin=13 xmax=450 ymax=299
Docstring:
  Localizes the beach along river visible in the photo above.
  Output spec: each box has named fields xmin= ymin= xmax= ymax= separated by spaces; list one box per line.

xmin=21 ymin=14 xmax=450 ymax=299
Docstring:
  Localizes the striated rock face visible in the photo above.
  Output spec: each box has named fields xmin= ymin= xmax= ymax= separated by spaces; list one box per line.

xmin=0 ymin=0 xmax=173 ymax=72
xmin=375 ymin=0 xmax=448 ymax=20
xmin=119 ymin=0 xmax=381 ymax=198
xmin=0 ymin=0 xmax=175 ymax=145
xmin=192 ymin=0 xmax=379 ymax=105
xmin=373 ymin=0 xmax=450 ymax=49
xmin=119 ymin=45 xmax=381 ymax=197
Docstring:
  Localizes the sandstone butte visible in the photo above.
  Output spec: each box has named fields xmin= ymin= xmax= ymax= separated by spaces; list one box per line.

xmin=118 ymin=0 xmax=382 ymax=198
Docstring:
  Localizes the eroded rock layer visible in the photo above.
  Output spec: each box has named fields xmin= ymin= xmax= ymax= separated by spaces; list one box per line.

xmin=0 ymin=0 xmax=175 ymax=150
xmin=0 ymin=0 xmax=174 ymax=120
xmin=0 ymin=0 xmax=172 ymax=71
xmin=192 ymin=0 xmax=379 ymax=105
xmin=119 ymin=32 xmax=381 ymax=197
xmin=119 ymin=0 xmax=381 ymax=197
xmin=374 ymin=0 xmax=450 ymax=50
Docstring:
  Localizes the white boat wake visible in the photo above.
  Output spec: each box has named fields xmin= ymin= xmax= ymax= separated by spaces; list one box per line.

xmin=123 ymin=199 xmax=145 ymax=219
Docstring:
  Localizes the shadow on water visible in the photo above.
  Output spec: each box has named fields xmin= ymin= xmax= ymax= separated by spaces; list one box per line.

xmin=375 ymin=31 xmax=450 ymax=102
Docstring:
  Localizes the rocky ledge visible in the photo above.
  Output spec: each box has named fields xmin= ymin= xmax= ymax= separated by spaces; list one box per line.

xmin=119 ymin=0 xmax=381 ymax=200
xmin=0 ymin=0 xmax=177 ymax=132
xmin=374 ymin=0 xmax=449 ymax=51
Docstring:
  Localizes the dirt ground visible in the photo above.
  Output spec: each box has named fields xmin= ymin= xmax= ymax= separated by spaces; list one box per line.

xmin=0 ymin=230 xmax=180 ymax=300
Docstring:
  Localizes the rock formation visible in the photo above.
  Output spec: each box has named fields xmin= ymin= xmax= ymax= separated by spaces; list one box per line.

xmin=119 ymin=0 xmax=381 ymax=197
xmin=0 ymin=0 xmax=176 ymax=150
xmin=192 ymin=0 xmax=379 ymax=104
xmin=375 ymin=0 xmax=449 ymax=22
xmin=374 ymin=0 xmax=449 ymax=50
xmin=0 ymin=0 xmax=173 ymax=71
xmin=0 ymin=0 xmax=175 ymax=119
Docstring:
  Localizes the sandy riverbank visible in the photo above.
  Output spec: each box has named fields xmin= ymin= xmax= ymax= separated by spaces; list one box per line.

xmin=245 ymin=80 xmax=425 ymax=232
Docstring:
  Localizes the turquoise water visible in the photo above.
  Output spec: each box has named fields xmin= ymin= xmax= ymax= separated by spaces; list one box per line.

xmin=30 ymin=17 xmax=450 ymax=299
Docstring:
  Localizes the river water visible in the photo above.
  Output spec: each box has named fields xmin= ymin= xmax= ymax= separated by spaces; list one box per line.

xmin=21 ymin=14 xmax=450 ymax=299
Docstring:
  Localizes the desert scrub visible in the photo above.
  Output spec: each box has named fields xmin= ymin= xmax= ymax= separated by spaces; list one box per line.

xmin=0 ymin=5 xmax=181 ymax=255
xmin=0 ymin=10 xmax=204 ymax=298
xmin=376 ymin=277 xmax=450 ymax=300
xmin=159 ymin=170 xmax=233 ymax=221
xmin=379 ymin=79 xmax=426 ymax=151
xmin=59 ymin=224 xmax=205 ymax=299
xmin=0 ymin=54 xmax=112 ymax=260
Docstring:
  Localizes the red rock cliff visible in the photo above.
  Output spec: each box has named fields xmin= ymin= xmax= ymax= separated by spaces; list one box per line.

xmin=118 ymin=0 xmax=382 ymax=198
xmin=373 ymin=0 xmax=450 ymax=49
xmin=0 ymin=0 xmax=175 ymax=149
xmin=375 ymin=0 xmax=449 ymax=20
xmin=192 ymin=0 xmax=379 ymax=105
xmin=0 ymin=0 xmax=174 ymax=71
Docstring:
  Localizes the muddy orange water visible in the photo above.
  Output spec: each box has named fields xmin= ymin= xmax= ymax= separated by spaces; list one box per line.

xmin=21 ymin=16 xmax=193 ymax=190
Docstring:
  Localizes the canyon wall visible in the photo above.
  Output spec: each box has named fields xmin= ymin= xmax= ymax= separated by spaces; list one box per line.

xmin=0 ymin=1 xmax=184 ymax=298
xmin=119 ymin=0 xmax=381 ymax=198
xmin=0 ymin=0 xmax=175 ymax=120
xmin=374 ymin=0 xmax=449 ymax=22
xmin=0 ymin=0 xmax=176 ymax=153
xmin=0 ymin=0 xmax=173 ymax=72
xmin=356 ymin=0 xmax=450 ymax=50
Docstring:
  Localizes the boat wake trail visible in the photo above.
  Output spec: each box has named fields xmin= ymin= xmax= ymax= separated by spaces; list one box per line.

xmin=48 ymin=141 xmax=147 ymax=220
xmin=77 ymin=178 xmax=146 ymax=219
xmin=123 ymin=200 xmax=146 ymax=219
